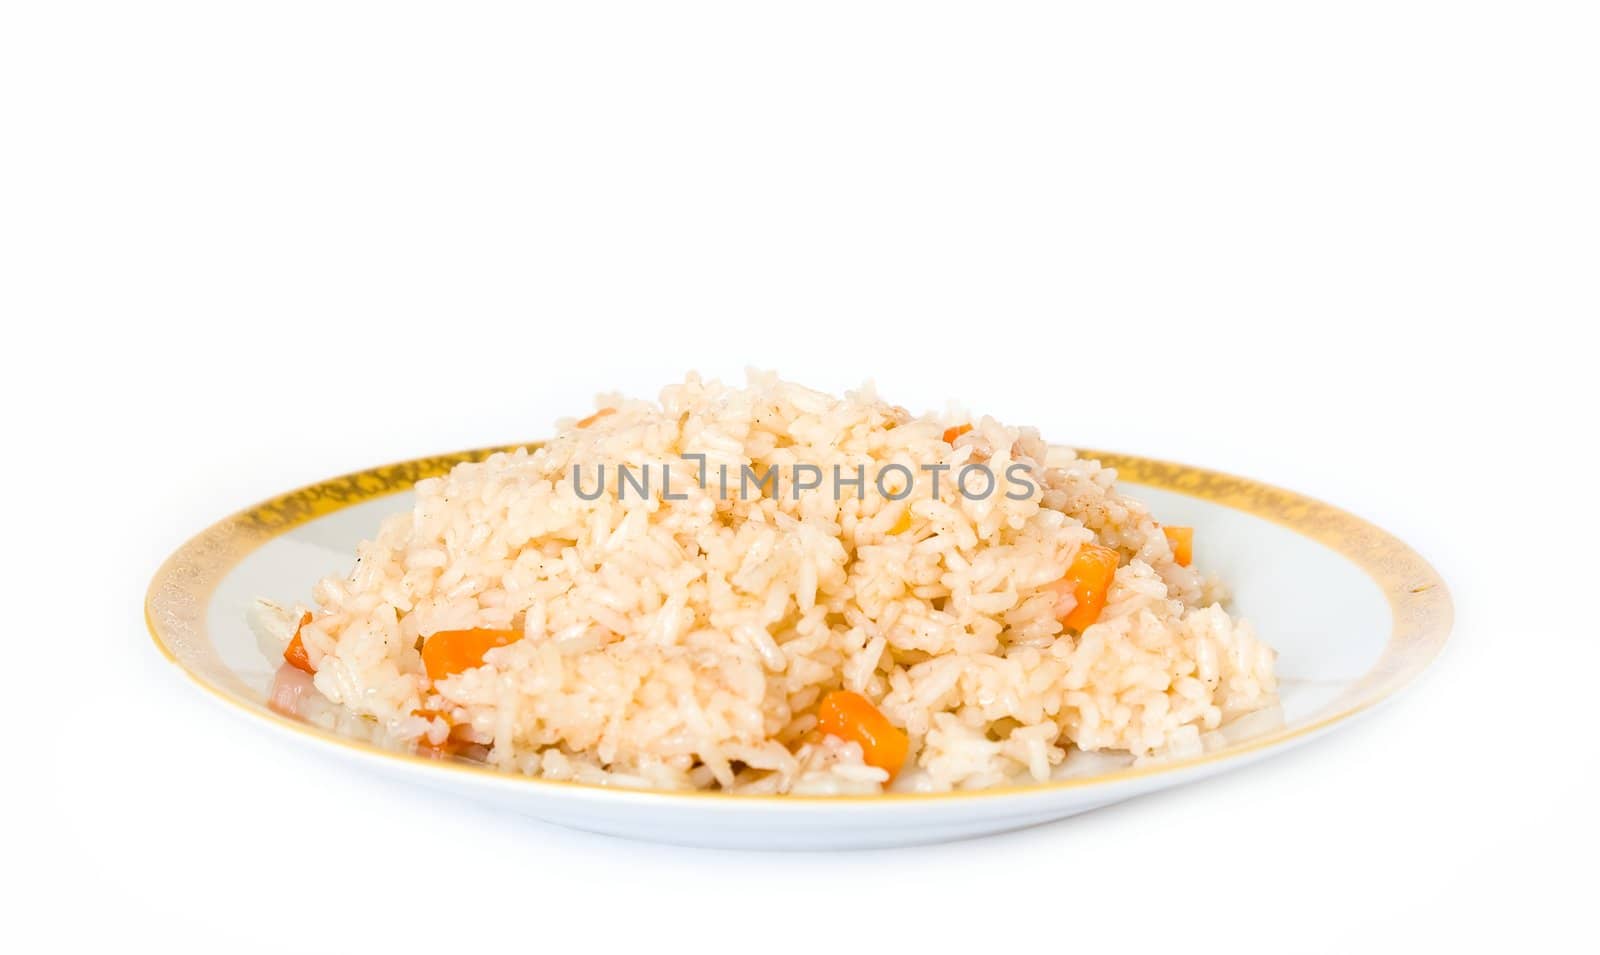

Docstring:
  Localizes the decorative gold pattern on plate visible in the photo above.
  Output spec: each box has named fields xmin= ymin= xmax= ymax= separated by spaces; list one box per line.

xmin=1092 ymin=452 xmax=1452 ymax=712
xmin=146 ymin=445 xmax=1452 ymax=804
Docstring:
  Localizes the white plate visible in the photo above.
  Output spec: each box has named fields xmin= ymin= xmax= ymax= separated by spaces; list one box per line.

xmin=147 ymin=446 xmax=1451 ymax=849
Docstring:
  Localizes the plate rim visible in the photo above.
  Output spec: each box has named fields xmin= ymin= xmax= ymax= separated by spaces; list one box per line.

xmin=145 ymin=444 xmax=1453 ymax=807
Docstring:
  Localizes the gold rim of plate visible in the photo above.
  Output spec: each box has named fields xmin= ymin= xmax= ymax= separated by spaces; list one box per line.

xmin=145 ymin=445 xmax=1453 ymax=805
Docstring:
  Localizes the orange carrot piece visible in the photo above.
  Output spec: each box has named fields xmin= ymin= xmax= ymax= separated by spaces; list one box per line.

xmin=421 ymin=628 xmax=523 ymax=681
xmin=888 ymin=508 xmax=913 ymax=535
xmin=413 ymin=706 xmax=467 ymax=758
xmin=1059 ymin=543 xmax=1120 ymax=632
xmin=417 ymin=737 xmax=468 ymax=759
xmin=575 ymin=408 xmax=616 ymax=429
xmin=283 ymin=612 xmax=315 ymax=674
xmin=942 ymin=423 xmax=972 ymax=444
xmin=1163 ymin=526 xmax=1193 ymax=567
xmin=816 ymin=690 xmax=909 ymax=779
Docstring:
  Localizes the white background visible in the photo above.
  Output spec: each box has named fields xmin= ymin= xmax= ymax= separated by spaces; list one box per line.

xmin=6 ymin=2 xmax=1596 ymax=952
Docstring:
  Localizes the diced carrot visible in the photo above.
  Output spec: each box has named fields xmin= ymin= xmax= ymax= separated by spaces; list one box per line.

xmin=421 ymin=628 xmax=523 ymax=681
xmin=1163 ymin=526 xmax=1193 ymax=567
xmin=413 ymin=706 xmax=467 ymax=758
xmin=283 ymin=612 xmax=315 ymax=674
xmin=417 ymin=737 xmax=468 ymax=759
xmin=575 ymin=408 xmax=616 ymax=429
xmin=942 ymin=423 xmax=972 ymax=444
xmin=816 ymin=690 xmax=909 ymax=780
xmin=1058 ymin=542 xmax=1120 ymax=632
xmin=888 ymin=508 xmax=913 ymax=535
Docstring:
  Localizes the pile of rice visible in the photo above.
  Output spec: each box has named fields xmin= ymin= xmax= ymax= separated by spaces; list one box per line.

xmin=266 ymin=373 xmax=1277 ymax=794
